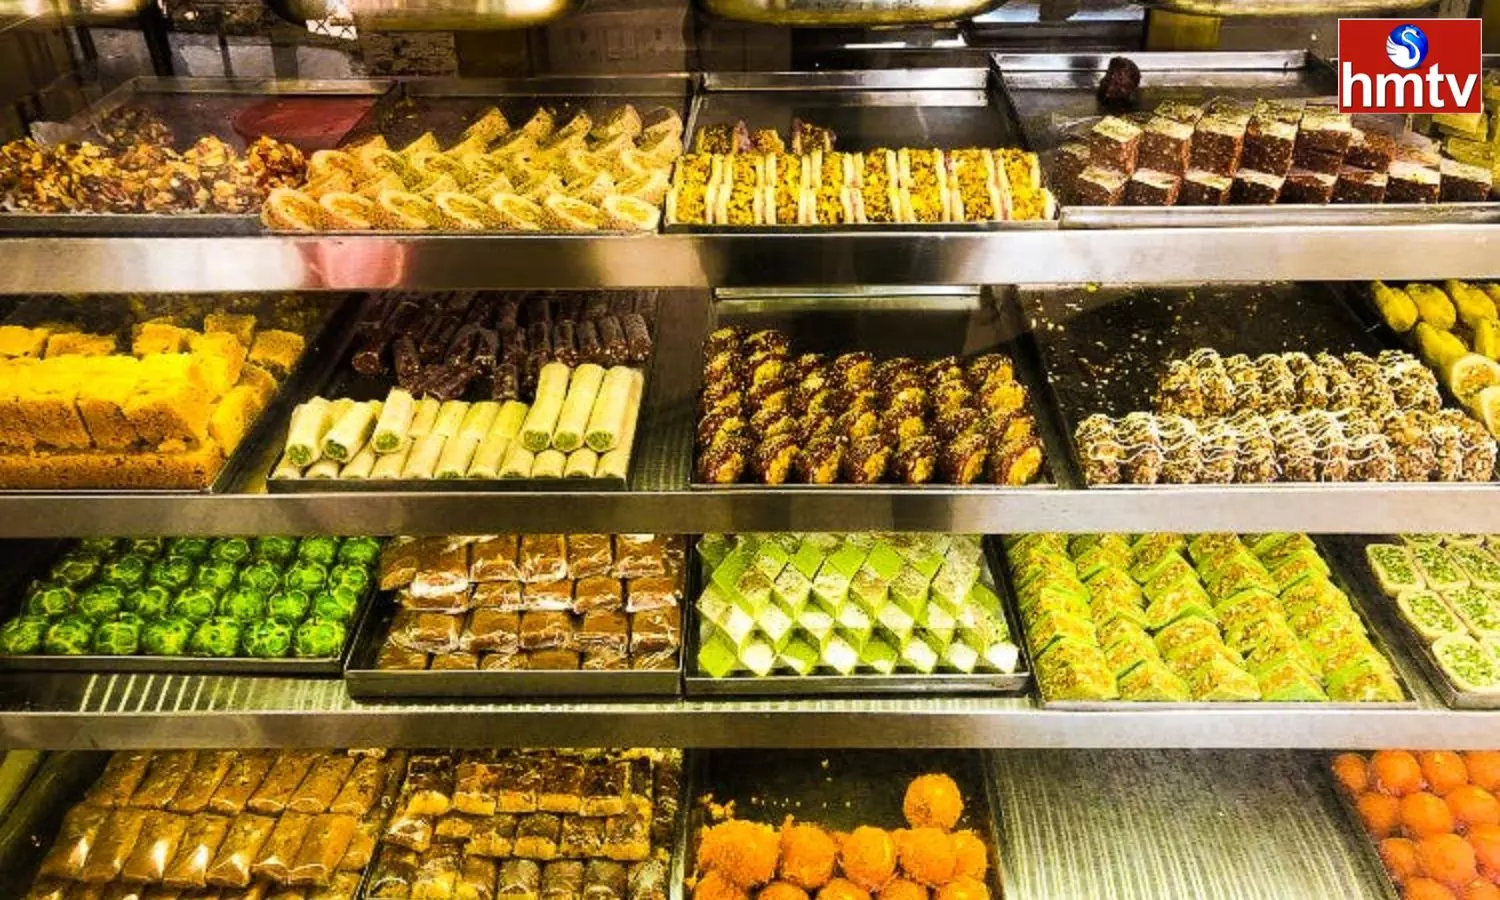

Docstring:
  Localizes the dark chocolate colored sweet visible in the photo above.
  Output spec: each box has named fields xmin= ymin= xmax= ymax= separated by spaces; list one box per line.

xmin=1097 ymin=56 xmax=1142 ymax=110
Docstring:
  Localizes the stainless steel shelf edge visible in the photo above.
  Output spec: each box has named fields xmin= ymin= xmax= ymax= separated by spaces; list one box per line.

xmin=4 ymin=225 xmax=1500 ymax=293
xmin=8 ymin=674 xmax=1500 ymax=749
xmin=8 ymin=484 xmax=1500 ymax=536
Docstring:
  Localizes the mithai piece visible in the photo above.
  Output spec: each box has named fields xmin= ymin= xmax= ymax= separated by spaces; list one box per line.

xmin=263 ymin=104 xmax=683 ymax=232
xmin=666 ymin=119 xmax=1054 ymax=225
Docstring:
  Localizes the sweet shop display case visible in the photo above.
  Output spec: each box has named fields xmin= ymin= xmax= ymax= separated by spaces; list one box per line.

xmin=1 ymin=3 xmax=1500 ymax=899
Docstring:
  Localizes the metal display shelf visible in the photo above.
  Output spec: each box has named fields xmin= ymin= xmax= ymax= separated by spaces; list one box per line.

xmin=4 ymin=288 xmax=1500 ymax=536
xmin=7 ymin=671 xmax=1500 ymax=750
xmin=0 ymin=225 xmax=1498 ymax=292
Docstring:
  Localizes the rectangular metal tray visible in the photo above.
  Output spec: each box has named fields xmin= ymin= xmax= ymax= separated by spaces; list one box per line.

xmin=683 ymin=749 xmax=1008 ymax=900
xmin=0 ymin=292 xmax=357 ymax=496
xmin=343 ymin=590 xmax=684 ymax=701
xmin=991 ymin=532 xmax=1422 ymax=711
xmin=1326 ymin=535 xmax=1500 ymax=711
xmin=682 ymin=535 xmax=1032 ymax=697
xmin=1019 ymin=281 xmax=1396 ymax=490
xmin=2 ymin=77 xmax=395 ymax=237
xmin=689 ymin=289 xmax=1068 ymax=491
xmin=0 ymin=538 xmax=378 ymax=676
xmin=670 ymin=69 xmax=1058 ymax=234
xmin=265 ymin=293 xmax=664 ymax=494
xmin=993 ymin=51 xmax=1500 ymax=229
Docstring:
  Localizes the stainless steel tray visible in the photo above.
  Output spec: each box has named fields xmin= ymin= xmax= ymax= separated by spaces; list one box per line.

xmin=992 ymin=532 xmax=1421 ymax=711
xmin=992 ymin=51 xmax=1500 ymax=229
xmin=672 ymin=70 xmax=1057 ymax=234
xmin=0 ymin=540 xmax=379 ymax=676
xmin=1018 ymin=281 xmax=1392 ymax=491
xmin=2 ymin=78 xmax=395 ymax=237
xmin=1327 ymin=535 xmax=1500 ymax=711
xmin=1154 ymin=0 xmax=1428 ymax=14
xmin=685 ymin=749 xmax=1007 ymax=898
xmin=0 ymin=292 xmax=358 ymax=496
xmin=689 ymin=289 xmax=1067 ymax=491
xmin=266 ymin=292 xmax=663 ymax=493
xmin=682 ymin=535 xmax=1033 ymax=697
xmin=696 ymin=0 xmax=1004 ymax=28
xmin=343 ymin=590 xmax=684 ymax=701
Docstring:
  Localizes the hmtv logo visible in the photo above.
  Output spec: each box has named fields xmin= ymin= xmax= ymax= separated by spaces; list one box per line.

xmin=1339 ymin=18 xmax=1484 ymax=114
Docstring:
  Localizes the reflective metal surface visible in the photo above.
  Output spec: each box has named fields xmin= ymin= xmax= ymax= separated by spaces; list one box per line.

xmin=2 ymin=224 xmax=1500 ymax=292
xmin=1151 ymin=0 xmax=1428 ymax=14
xmin=277 ymin=0 xmax=580 ymax=29
xmin=992 ymin=750 xmax=1397 ymax=900
xmin=698 ymin=0 xmax=1003 ymax=30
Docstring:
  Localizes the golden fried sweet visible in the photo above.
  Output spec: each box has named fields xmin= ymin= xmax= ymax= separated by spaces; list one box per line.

xmin=762 ymin=882 xmax=811 ymax=900
xmin=780 ymin=822 xmax=837 ymax=890
xmin=950 ymin=832 xmax=986 ymax=880
xmin=933 ymin=877 xmax=988 ymax=900
xmin=817 ymin=878 xmax=872 ymax=900
xmin=903 ymin=775 xmax=963 ymax=831
xmin=878 ymin=879 xmax=928 ymax=900
xmin=696 ymin=870 xmax=751 ymax=900
xmin=840 ymin=827 xmax=897 ymax=892
xmin=699 ymin=820 xmax=780 ymax=888
xmin=895 ymin=829 xmax=956 ymax=888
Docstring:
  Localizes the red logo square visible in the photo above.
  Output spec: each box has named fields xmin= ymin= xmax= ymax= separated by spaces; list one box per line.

xmin=1338 ymin=18 xmax=1484 ymax=114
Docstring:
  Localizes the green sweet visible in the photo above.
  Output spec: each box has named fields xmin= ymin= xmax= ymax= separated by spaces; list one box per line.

xmin=336 ymin=537 xmax=381 ymax=567
xmin=209 ymin=538 xmax=252 ymax=565
xmin=168 ymin=538 xmax=212 ymax=561
xmin=328 ymin=564 xmax=370 ymax=595
xmin=283 ymin=561 xmax=327 ymax=593
xmin=194 ymin=561 xmax=238 ymax=593
xmin=0 ymin=616 xmax=47 ymax=654
xmin=297 ymin=537 xmax=339 ymax=567
xmin=49 ymin=553 xmax=100 ymax=586
xmin=99 ymin=555 xmax=148 ymax=590
xmin=171 ymin=587 xmax=219 ymax=623
xmin=148 ymin=556 xmax=196 ymax=591
xmin=293 ymin=617 xmax=346 ymax=658
xmin=124 ymin=585 xmax=172 ymax=620
xmin=141 ymin=617 xmax=195 ymax=655
xmin=219 ymin=588 xmax=267 ymax=623
xmin=43 ymin=616 xmax=94 ymax=655
xmin=266 ymin=590 xmax=311 ymax=624
xmin=253 ymin=536 xmax=298 ymax=564
xmin=312 ymin=587 xmax=359 ymax=623
xmin=77 ymin=584 xmax=126 ymax=620
xmin=237 ymin=562 xmax=282 ymax=595
xmin=77 ymin=537 xmax=121 ymax=557
xmin=242 ymin=620 xmax=294 ymax=658
xmin=114 ymin=612 xmax=145 ymax=630
xmin=124 ymin=538 xmax=165 ymax=558
xmin=25 ymin=584 xmax=75 ymax=617
xmin=92 ymin=620 xmax=140 ymax=655
xmin=190 ymin=617 xmax=242 ymax=657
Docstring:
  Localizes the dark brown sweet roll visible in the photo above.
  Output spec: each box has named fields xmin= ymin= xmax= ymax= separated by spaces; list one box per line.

xmin=992 ymin=410 xmax=1035 ymax=446
xmin=760 ymin=414 xmax=802 ymax=445
xmin=1156 ymin=360 xmax=1205 ymax=418
xmin=980 ymin=375 xmax=1029 ymax=418
xmin=804 ymin=388 xmax=847 ymax=422
xmin=703 ymin=326 xmax=745 ymax=358
xmin=794 ymin=369 xmax=832 ymax=411
xmin=1454 ymin=415 xmax=1496 ymax=481
xmin=392 ymin=335 xmax=423 ymax=391
xmin=1186 ymin=349 xmax=1235 ymax=416
xmin=1230 ymin=413 xmax=1277 ymax=483
xmin=882 ymin=413 xmax=927 ymax=447
xmin=1430 ymin=418 xmax=1466 ymax=482
xmin=697 ymin=436 xmax=749 ymax=484
xmin=1282 ymin=352 xmax=1327 ymax=410
xmin=1156 ymin=415 xmax=1202 ymax=484
xmin=831 ymin=352 xmax=875 ymax=388
xmin=743 ymin=329 xmax=790 ymax=358
xmin=989 ymin=435 xmax=1045 ymax=485
xmin=551 ymin=321 xmax=580 ymax=367
xmin=747 ymin=382 xmax=790 ymax=416
xmin=699 ymin=378 xmax=740 ymax=416
xmin=702 ymin=350 xmax=744 ymax=391
xmin=696 ymin=411 xmax=745 ymax=450
xmin=933 ymin=407 xmax=981 ymax=442
xmin=574 ymin=319 xmax=603 ymax=366
xmin=924 ymin=356 xmax=965 ymax=387
xmin=795 ymin=435 xmax=844 ymax=484
xmin=965 ymin=353 xmax=1014 ymax=386
xmin=840 ymin=435 xmax=891 ymax=484
xmin=621 ymin=314 xmax=653 ymax=363
xmin=1073 ymin=414 xmax=1124 ymax=486
xmin=787 ymin=353 xmax=826 ymax=385
xmin=753 ymin=433 xmax=800 ymax=485
xmin=931 ymin=381 xmax=972 ymax=421
xmin=1116 ymin=413 xmax=1164 ymax=485
xmin=1349 ymin=432 xmax=1397 ymax=482
xmin=939 ymin=433 xmax=987 ymax=485
xmin=491 ymin=362 xmax=521 ymax=402
xmin=1268 ymin=413 xmax=1315 ymax=482
xmin=838 ymin=409 xmax=880 ymax=443
xmin=499 ymin=325 xmax=527 ymax=366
